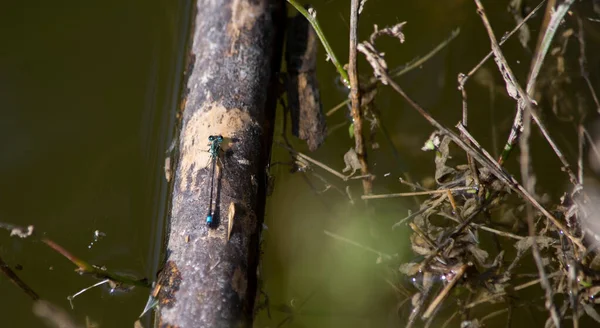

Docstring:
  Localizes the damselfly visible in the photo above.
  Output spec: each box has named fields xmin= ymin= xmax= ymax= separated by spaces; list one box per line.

xmin=206 ymin=135 xmax=223 ymax=227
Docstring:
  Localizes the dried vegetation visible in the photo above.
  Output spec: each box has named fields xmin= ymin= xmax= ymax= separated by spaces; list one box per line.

xmin=283 ymin=0 xmax=600 ymax=327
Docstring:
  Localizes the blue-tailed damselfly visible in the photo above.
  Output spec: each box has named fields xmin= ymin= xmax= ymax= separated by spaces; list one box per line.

xmin=206 ymin=135 xmax=223 ymax=226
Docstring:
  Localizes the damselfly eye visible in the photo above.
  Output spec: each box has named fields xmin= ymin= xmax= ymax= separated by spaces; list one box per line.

xmin=208 ymin=136 xmax=216 ymax=141
xmin=216 ymin=135 xmax=223 ymax=142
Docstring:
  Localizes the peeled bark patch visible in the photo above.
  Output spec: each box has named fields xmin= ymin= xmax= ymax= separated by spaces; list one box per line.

xmin=178 ymin=104 xmax=255 ymax=192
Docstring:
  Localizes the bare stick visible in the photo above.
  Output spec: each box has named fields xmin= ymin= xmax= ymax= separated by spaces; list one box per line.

xmin=349 ymin=0 xmax=372 ymax=195
xmin=475 ymin=224 xmax=525 ymax=240
xmin=520 ymin=89 xmax=535 ymax=198
xmin=393 ymin=206 xmax=429 ymax=229
xmin=476 ymin=0 xmax=578 ymax=189
xmin=422 ymin=263 xmax=470 ymax=319
xmin=476 ymin=2 xmax=570 ymax=324
xmin=522 ymin=103 xmax=559 ymax=327
xmin=327 ymin=29 xmax=459 ymax=117
xmin=390 ymin=29 xmax=460 ymax=80
xmin=325 ymin=99 xmax=348 ymax=117
xmin=481 ymin=309 xmax=510 ymax=325
xmin=362 ymin=186 xmax=476 ymax=199
xmin=278 ymin=142 xmax=348 ymax=180
xmin=457 ymin=123 xmax=502 ymax=171
xmin=437 ymin=211 xmax=526 ymax=240
xmin=399 ymin=177 xmax=429 ymax=191
xmin=392 ymin=194 xmax=447 ymax=229
xmin=459 ymin=0 xmax=546 ymax=87
xmin=459 ymin=83 xmax=482 ymax=193
xmin=441 ymin=311 xmax=459 ymax=328
xmin=578 ymin=124 xmax=584 ymax=185
xmin=324 ymin=230 xmax=393 ymax=260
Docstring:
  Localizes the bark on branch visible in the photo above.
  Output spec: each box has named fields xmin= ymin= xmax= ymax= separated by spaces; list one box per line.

xmin=156 ymin=0 xmax=284 ymax=327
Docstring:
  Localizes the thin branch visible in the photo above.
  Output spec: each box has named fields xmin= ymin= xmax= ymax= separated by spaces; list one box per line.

xmin=423 ymin=263 xmax=470 ymax=319
xmin=328 ymin=29 xmax=459 ymax=117
xmin=325 ymin=99 xmax=348 ymax=117
xmin=478 ymin=0 xmax=578 ymax=189
xmin=324 ymin=230 xmax=393 ymax=260
xmin=481 ymin=308 xmax=510 ymax=325
xmin=349 ymin=0 xmax=372 ymax=195
xmin=459 ymin=80 xmax=482 ymax=195
xmin=361 ymin=186 xmax=475 ymax=199
xmin=458 ymin=0 xmax=546 ymax=87
xmin=520 ymin=87 xmax=535 ymax=198
xmin=584 ymin=128 xmax=600 ymax=164
xmin=578 ymin=124 xmax=584 ymax=185
xmin=399 ymin=177 xmax=429 ymax=191
xmin=278 ymin=142 xmax=348 ymax=180
xmin=475 ymin=224 xmax=525 ymax=240
xmin=437 ymin=211 xmax=526 ymax=240
xmin=392 ymin=194 xmax=447 ymax=229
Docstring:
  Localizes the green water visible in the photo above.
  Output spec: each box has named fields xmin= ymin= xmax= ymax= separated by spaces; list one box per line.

xmin=0 ymin=1 xmax=190 ymax=326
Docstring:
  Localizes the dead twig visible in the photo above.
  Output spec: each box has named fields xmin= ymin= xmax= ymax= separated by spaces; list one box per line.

xmin=458 ymin=0 xmax=546 ymax=87
xmin=422 ymin=263 xmax=470 ymax=319
xmin=348 ymin=0 xmax=372 ymax=196
xmin=392 ymin=193 xmax=448 ymax=229
xmin=278 ymin=142 xmax=348 ymax=180
xmin=361 ymin=186 xmax=476 ymax=199
xmin=328 ymin=29 xmax=459 ymax=117
xmin=578 ymin=124 xmax=584 ymax=185
xmin=324 ymin=230 xmax=393 ymax=261
xmin=475 ymin=2 xmax=572 ymax=324
xmin=475 ymin=0 xmax=578 ymax=192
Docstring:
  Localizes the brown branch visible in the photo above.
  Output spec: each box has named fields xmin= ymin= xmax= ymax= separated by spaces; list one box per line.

xmin=458 ymin=0 xmax=546 ymax=88
xmin=158 ymin=0 xmax=286 ymax=325
xmin=362 ymin=186 xmax=475 ymax=199
xmin=422 ymin=263 xmax=470 ymax=319
xmin=458 ymin=74 xmax=482 ymax=198
xmin=349 ymin=0 xmax=372 ymax=196
xmin=474 ymin=1 xmax=568 ymax=325
xmin=475 ymin=0 xmax=578 ymax=192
